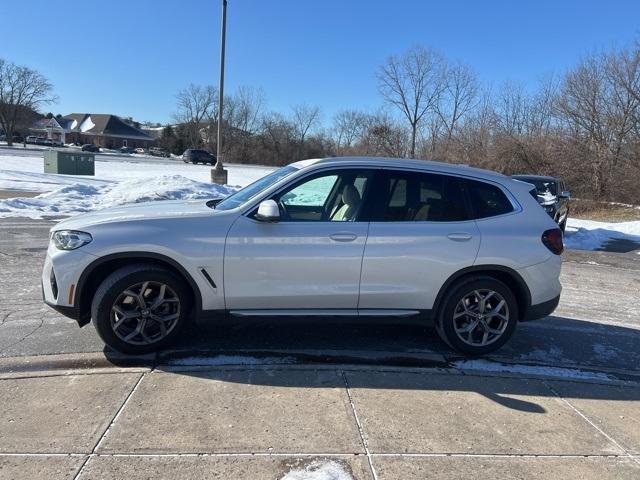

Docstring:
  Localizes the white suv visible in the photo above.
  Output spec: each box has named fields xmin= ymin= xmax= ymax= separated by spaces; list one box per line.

xmin=42 ymin=157 xmax=563 ymax=355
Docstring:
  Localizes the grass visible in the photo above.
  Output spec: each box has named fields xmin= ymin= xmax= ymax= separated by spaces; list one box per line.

xmin=570 ymin=198 xmax=640 ymax=222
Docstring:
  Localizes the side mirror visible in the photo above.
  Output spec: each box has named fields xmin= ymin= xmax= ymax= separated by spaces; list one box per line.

xmin=559 ymin=191 xmax=571 ymax=199
xmin=255 ymin=199 xmax=280 ymax=222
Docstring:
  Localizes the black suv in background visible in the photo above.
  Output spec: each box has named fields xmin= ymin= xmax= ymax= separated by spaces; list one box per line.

xmin=182 ymin=149 xmax=216 ymax=165
xmin=512 ymin=175 xmax=570 ymax=231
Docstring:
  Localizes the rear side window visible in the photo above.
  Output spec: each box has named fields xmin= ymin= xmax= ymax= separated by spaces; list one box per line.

xmin=372 ymin=170 xmax=469 ymax=222
xmin=465 ymin=179 xmax=514 ymax=219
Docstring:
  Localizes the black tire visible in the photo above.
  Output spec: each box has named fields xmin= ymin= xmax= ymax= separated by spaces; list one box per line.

xmin=436 ymin=276 xmax=518 ymax=356
xmin=91 ymin=264 xmax=191 ymax=354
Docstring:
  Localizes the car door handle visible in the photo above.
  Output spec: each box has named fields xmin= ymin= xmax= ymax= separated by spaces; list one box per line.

xmin=447 ymin=233 xmax=473 ymax=242
xmin=330 ymin=232 xmax=358 ymax=242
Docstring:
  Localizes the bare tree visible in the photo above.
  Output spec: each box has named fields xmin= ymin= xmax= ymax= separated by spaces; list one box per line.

xmin=435 ymin=62 xmax=479 ymax=141
xmin=0 ymin=59 xmax=55 ymax=145
xmin=556 ymin=51 xmax=640 ymax=197
xmin=331 ymin=109 xmax=368 ymax=152
xmin=377 ymin=46 xmax=445 ymax=157
xmin=291 ymin=103 xmax=321 ymax=159
xmin=173 ymin=84 xmax=217 ymax=147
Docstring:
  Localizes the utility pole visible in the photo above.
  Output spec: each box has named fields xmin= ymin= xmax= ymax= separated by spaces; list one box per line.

xmin=211 ymin=0 xmax=229 ymax=184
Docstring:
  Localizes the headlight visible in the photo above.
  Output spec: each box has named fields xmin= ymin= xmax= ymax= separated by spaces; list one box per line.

xmin=52 ymin=230 xmax=93 ymax=250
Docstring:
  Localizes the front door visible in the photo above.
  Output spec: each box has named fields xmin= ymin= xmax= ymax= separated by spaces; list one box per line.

xmin=224 ymin=169 xmax=373 ymax=311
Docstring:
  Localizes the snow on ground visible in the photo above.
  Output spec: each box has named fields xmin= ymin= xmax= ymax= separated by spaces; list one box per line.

xmin=280 ymin=460 xmax=354 ymax=480
xmin=564 ymin=218 xmax=640 ymax=251
xmin=0 ymin=152 xmax=275 ymax=218
xmin=0 ymin=153 xmax=274 ymax=192
xmin=168 ymin=355 xmax=296 ymax=366
xmin=0 ymin=176 xmax=237 ymax=218
xmin=453 ymin=359 xmax=615 ymax=381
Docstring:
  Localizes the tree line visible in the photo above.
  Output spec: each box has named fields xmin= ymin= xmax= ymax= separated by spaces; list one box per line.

xmin=2 ymin=38 xmax=639 ymax=204
xmin=165 ymin=40 xmax=640 ymax=204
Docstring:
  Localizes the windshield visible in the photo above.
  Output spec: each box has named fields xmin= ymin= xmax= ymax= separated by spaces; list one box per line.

xmin=215 ymin=165 xmax=299 ymax=211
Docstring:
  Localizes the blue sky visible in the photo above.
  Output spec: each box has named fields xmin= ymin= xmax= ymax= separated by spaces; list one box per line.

xmin=2 ymin=0 xmax=638 ymax=124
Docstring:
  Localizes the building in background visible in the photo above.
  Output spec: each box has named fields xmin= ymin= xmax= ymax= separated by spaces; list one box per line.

xmin=61 ymin=113 xmax=155 ymax=149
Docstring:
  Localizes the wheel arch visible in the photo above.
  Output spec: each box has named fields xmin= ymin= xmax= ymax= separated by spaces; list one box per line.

xmin=432 ymin=265 xmax=531 ymax=321
xmin=75 ymin=252 xmax=203 ymax=326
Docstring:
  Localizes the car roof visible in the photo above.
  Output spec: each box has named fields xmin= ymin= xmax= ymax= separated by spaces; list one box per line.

xmin=511 ymin=174 xmax=558 ymax=181
xmin=291 ymin=156 xmax=510 ymax=183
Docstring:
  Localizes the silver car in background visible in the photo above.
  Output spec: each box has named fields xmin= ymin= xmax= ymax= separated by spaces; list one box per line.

xmin=42 ymin=157 xmax=563 ymax=355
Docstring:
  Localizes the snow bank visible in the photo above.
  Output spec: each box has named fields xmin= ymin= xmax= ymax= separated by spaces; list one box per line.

xmin=564 ymin=218 xmax=640 ymax=251
xmin=0 ymin=175 xmax=237 ymax=218
xmin=281 ymin=460 xmax=354 ymax=480
xmin=454 ymin=359 xmax=614 ymax=381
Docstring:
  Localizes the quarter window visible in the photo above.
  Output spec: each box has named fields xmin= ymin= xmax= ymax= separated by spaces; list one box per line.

xmin=372 ymin=171 xmax=469 ymax=222
xmin=465 ymin=179 xmax=514 ymax=219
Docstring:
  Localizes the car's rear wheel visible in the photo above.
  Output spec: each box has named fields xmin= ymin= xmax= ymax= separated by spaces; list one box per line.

xmin=436 ymin=276 xmax=518 ymax=355
xmin=91 ymin=264 xmax=190 ymax=354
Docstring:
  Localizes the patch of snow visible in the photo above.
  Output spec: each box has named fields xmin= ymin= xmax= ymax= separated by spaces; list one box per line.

xmin=593 ymin=343 xmax=620 ymax=361
xmin=538 ymin=191 xmax=556 ymax=204
xmin=454 ymin=359 xmax=614 ymax=381
xmin=564 ymin=218 xmax=640 ymax=251
xmin=0 ymin=175 xmax=237 ymax=219
xmin=281 ymin=460 xmax=354 ymax=480
xmin=0 ymin=152 xmax=277 ymax=218
xmin=168 ymin=355 xmax=296 ymax=366
xmin=517 ymin=346 xmax=565 ymax=363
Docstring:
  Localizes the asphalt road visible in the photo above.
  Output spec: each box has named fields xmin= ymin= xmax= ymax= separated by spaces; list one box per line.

xmin=1 ymin=217 xmax=639 ymax=375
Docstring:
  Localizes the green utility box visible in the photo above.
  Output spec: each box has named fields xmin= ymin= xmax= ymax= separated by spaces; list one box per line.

xmin=43 ymin=149 xmax=95 ymax=175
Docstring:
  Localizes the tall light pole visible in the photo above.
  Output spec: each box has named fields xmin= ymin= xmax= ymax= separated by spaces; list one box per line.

xmin=212 ymin=0 xmax=229 ymax=184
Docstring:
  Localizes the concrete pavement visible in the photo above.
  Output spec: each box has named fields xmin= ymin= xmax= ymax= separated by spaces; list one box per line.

xmin=0 ymin=358 xmax=639 ymax=479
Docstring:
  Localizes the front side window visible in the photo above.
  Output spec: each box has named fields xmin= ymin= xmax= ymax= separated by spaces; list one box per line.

xmin=272 ymin=170 xmax=372 ymax=222
xmin=466 ymin=179 xmax=514 ymax=219
xmin=372 ymin=170 xmax=469 ymax=222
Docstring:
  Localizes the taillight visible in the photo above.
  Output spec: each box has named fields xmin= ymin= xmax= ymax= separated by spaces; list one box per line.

xmin=542 ymin=228 xmax=564 ymax=255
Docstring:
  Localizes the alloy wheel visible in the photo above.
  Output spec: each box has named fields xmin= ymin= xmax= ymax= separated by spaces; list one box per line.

xmin=452 ymin=289 xmax=510 ymax=347
xmin=110 ymin=281 xmax=180 ymax=345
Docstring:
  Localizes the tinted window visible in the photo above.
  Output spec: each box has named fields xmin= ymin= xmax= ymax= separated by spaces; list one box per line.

xmin=372 ymin=171 xmax=469 ymax=222
xmin=466 ymin=179 xmax=514 ymax=219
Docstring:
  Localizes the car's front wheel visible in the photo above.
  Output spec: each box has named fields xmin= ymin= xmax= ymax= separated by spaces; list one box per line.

xmin=436 ymin=276 xmax=518 ymax=355
xmin=91 ymin=264 xmax=190 ymax=354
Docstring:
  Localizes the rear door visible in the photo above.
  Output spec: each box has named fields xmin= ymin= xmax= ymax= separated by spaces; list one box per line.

xmin=359 ymin=169 xmax=481 ymax=312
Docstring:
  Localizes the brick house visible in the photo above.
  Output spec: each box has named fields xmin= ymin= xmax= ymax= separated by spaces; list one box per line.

xmin=62 ymin=113 xmax=155 ymax=149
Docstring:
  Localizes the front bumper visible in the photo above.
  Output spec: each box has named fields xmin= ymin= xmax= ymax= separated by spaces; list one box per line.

xmin=42 ymin=243 xmax=97 ymax=325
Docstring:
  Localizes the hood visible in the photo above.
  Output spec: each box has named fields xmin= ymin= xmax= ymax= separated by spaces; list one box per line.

xmin=52 ymin=199 xmax=216 ymax=231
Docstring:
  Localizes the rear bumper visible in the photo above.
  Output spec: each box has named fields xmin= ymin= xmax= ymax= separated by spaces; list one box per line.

xmin=522 ymin=294 xmax=560 ymax=321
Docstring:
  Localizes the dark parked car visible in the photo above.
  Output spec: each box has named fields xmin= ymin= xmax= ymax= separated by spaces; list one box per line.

xmin=182 ymin=148 xmax=216 ymax=165
xmin=119 ymin=146 xmax=135 ymax=154
xmin=149 ymin=147 xmax=170 ymax=158
xmin=81 ymin=144 xmax=100 ymax=153
xmin=512 ymin=175 xmax=570 ymax=231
